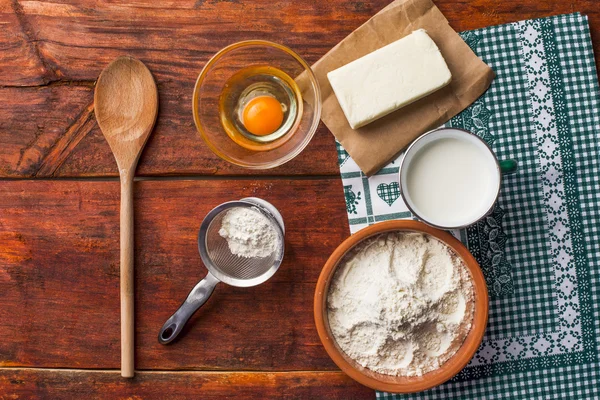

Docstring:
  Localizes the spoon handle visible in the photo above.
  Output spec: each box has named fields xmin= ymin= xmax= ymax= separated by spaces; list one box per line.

xmin=120 ymin=174 xmax=135 ymax=378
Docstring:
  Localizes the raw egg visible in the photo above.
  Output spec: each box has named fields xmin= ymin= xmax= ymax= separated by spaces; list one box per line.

xmin=242 ymin=95 xmax=284 ymax=136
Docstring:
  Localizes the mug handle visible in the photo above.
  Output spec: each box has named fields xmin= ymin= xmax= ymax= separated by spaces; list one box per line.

xmin=499 ymin=160 xmax=518 ymax=175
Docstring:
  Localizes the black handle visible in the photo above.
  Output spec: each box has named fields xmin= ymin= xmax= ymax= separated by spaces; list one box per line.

xmin=158 ymin=272 xmax=219 ymax=344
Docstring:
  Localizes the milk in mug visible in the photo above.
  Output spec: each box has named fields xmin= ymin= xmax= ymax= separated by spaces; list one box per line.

xmin=402 ymin=133 xmax=500 ymax=228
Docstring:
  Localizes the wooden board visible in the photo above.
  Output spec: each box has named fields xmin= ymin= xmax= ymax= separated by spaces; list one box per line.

xmin=0 ymin=369 xmax=373 ymax=399
xmin=0 ymin=179 xmax=349 ymax=370
xmin=0 ymin=1 xmax=52 ymax=86
xmin=0 ymin=85 xmax=340 ymax=178
xmin=1 ymin=0 xmax=598 ymax=178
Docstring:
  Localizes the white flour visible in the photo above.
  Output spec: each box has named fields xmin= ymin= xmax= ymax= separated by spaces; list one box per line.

xmin=327 ymin=232 xmax=474 ymax=376
xmin=219 ymin=207 xmax=278 ymax=258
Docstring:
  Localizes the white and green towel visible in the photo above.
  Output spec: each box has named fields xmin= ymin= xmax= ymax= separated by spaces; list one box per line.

xmin=337 ymin=13 xmax=600 ymax=399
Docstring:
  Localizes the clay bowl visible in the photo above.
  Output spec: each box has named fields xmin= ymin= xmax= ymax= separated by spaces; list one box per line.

xmin=314 ymin=220 xmax=488 ymax=393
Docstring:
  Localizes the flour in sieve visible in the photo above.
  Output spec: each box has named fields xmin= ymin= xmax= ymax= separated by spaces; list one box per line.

xmin=219 ymin=207 xmax=279 ymax=258
xmin=327 ymin=232 xmax=474 ymax=376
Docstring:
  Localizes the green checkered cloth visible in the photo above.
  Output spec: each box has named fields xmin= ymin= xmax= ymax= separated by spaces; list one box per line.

xmin=336 ymin=13 xmax=600 ymax=399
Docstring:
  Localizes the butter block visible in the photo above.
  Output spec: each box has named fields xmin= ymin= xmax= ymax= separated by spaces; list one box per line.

xmin=327 ymin=29 xmax=452 ymax=129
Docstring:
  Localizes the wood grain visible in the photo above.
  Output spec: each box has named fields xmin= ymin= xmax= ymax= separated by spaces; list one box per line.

xmin=0 ymin=86 xmax=94 ymax=177
xmin=0 ymin=179 xmax=349 ymax=370
xmin=3 ymin=0 xmax=596 ymax=178
xmin=0 ymin=369 xmax=373 ymax=399
xmin=0 ymin=0 xmax=54 ymax=86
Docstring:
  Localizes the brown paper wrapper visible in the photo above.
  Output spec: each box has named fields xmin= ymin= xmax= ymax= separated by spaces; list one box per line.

xmin=311 ymin=0 xmax=495 ymax=175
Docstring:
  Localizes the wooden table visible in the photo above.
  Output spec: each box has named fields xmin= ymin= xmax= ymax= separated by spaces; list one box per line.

xmin=1 ymin=1 xmax=598 ymax=398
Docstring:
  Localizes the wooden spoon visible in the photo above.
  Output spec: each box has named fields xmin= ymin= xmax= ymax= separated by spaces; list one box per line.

xmin=94 ymin=56 xmax=158 ymax=378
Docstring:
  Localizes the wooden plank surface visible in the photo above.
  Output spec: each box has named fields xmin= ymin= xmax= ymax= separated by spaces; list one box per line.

xmin=0 ymin=179 xmax=349 ymax=370
xmin=0 ymin=369 xmax=372 ymax=399
xmin=0 ymin=84 xmax=340 ymax=178
xmin=2 ymin=1 xmax=600 ymax=398
xmin=0 ymin=86 xmax=94 ymax=178
xmin=0 ymin=1 xmax=53 ymax=86
xmin=1 ymin=0 xmax=598 ymax=178
xmin=0 ymin=369 xmax=374 ymax=400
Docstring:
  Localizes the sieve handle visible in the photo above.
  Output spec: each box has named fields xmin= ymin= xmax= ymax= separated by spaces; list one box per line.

xmin=158 ymin=272 xmax=219 ymax=344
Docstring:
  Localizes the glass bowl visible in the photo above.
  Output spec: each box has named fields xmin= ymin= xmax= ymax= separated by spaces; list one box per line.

xmin=193 ymin=40 xmax=321 ymax=169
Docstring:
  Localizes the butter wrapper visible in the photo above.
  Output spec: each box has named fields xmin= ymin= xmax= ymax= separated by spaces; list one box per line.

xmin=309 ymin=0 xmax=495 ymax=176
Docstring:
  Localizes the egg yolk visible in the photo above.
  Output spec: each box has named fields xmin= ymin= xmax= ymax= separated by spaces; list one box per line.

xmin=242 ymin=96 xmax=284 ymax=136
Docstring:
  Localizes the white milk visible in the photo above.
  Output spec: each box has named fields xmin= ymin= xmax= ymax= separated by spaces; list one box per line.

xmin=405 ymin=137 xmax=499 ymax=227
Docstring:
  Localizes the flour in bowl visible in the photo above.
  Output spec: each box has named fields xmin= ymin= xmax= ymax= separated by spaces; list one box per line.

xmin=219 ymin=207 xmax=278 ymax=258
xmin=327 ymin=232 xmax=474 ymax=376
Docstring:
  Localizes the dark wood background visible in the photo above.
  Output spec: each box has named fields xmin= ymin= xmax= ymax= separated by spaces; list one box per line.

xmin=1 ymin=0 xmax=598 ymax=398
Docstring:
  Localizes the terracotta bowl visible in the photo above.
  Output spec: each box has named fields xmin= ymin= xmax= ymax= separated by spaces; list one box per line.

xmin=314 ymin=220 xmax=488 ymax=393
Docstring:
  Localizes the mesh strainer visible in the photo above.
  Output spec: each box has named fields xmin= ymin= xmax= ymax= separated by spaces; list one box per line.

xmin=158 ymin=197 xmax=285 ymax=344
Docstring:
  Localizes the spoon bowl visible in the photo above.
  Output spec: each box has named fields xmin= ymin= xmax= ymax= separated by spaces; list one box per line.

xmin=95 ymin=56 xmax=159 ymax=170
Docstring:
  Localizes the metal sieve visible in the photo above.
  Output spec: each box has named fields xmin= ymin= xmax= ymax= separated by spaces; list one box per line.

xmin=158 ymin=197 xmax=285 ymax=344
